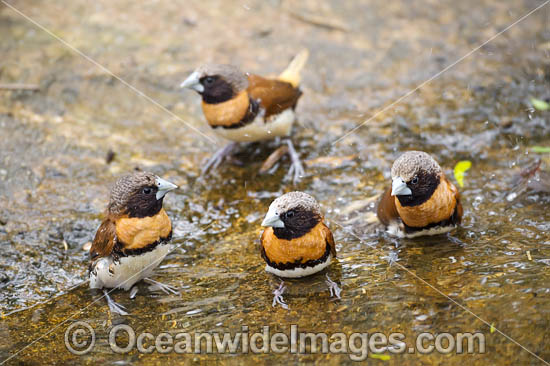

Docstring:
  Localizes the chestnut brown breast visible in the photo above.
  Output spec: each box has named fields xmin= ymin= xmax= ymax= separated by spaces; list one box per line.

xmin=261 ymin=222 xmax=335 ymax=264
xmin=115 ymin=208 xmax=172 ymax=250
xmin=201 ymin=90 xmax=250 ymax=128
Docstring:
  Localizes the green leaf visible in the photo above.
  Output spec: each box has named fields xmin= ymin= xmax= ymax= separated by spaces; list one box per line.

xmin=531 ymin=98 xmax=549 ymax=111
xmin=453 ymin=160 xmax=472 ymax=188
xmin=531 ymin=146 xmax=550 ymax=153
xmin=370 ymin=354 xmax=390 ymax=361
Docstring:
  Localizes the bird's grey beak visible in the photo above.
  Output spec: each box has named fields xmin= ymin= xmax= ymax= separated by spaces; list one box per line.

xmin=261 ymin=207 xmax=285 ymax=228
xmin=180 ymin=71 xmax=204 ymax=93
xmin=391 ymin=177 xmax=412 ymax=196
xmin=155 ymin=177 xmax=178 ymax=200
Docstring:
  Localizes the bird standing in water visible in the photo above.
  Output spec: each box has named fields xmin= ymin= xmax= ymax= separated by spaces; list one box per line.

xmin=377 ymin=151 xmax=463 ymax=238
xmin=260 ymin=191 xmax=340 ymax=308
xmin=181 ymin=50 xmax=309 ymax=182
xmin=89 ymin=172 xmax=178 ymax=315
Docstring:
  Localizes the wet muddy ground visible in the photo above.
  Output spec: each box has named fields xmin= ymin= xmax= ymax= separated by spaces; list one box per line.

xmin=1 ymin=0 xmax=549 ymax=364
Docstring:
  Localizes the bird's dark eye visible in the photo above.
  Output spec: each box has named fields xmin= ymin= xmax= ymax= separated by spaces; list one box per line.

xmin=204 ymin=77 xmax=214 ymax=85
xmin=143 ymin=187 xmax=152 ymax=194
xmin=411 ymin=177 xmax=419 ymax=185
xmin=285 ymin=210 xmax=295 ymax=219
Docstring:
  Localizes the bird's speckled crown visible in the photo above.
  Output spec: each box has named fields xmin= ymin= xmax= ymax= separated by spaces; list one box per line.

xmin=195 ymin=64 xmax=249 ymax=91
xmin=391 ymin=151 xmax=441 ymax=182
xmin=108 ymin=171 xmax=156 ymax=214
xmin=269 ymin=191 xmax=321 ymax=216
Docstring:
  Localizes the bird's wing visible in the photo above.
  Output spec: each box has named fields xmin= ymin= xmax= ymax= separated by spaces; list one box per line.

xmin=247 ymin=74 xmax=302 ymax=119
xmin=90 ymin=218 xmax=117 ymax=260
xmin=444 ymin=175 xmax=463 ymax=224
xmin=323 ymin=223 xmax=337 ymax=258
xmin=259 ymin=227 xmax=269 ymax=257
xmin=376 ymin=186 xmax=400 ymax=226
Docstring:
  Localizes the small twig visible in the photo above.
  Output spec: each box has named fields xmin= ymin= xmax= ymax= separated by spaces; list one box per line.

xmin=259 ymin=145 xmax=289 ymax=174
xmin=304 ymin=154 xmax=357 ymax=168
xmin=339 ymin=195 xmax=380 ymax=216
xmin=285 ymin=9 xmax=349 ymax=32
xmin=105 ymin=149 xmax=116 ymax=164
xmin=520 ymin=159 xmax=541 ymax=178
xmin=506 ymin=159 xmax=545 ymax=204
xmin=0 ymin=83 xmax=40 ymax=91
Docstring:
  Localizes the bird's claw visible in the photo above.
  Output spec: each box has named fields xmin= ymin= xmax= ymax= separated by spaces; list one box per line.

xmin=129 ymin=285 xmax=139 ymax=299
xmin=202 ymin=143 xmax=238 ymax=175
xmin=104 ymin=290 xmax=128 ymax=316
xmin=144 ymin=278 xmax=179 ymax=295
xmin=325 ymin=274 xmax=342 ymax=299
xmin=286 ymin=140 xmax=305 ymax=183
xmin=272 ymin=281 xmax=289 ymax=310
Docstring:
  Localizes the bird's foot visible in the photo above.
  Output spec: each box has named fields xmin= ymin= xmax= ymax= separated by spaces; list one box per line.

xmin=272 ymin=281 xmax=289 ymax=310
xmin=325 ymin=274 xmax=342 ymax=299
xmin=103 ymin=290 xmax=128 ymax=316
xmin=144 ymin=278 xmax=179 ymax=295
xmin=202 ymin=142 xmax=238 ymax=175
xmin=129 ymin=285 xmax=139 ymax=299
xmin=285 ymin=139 xmax=305 ymax=183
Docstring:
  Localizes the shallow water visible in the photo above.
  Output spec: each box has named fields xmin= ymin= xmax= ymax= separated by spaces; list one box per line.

xmin=0 ymin=0 xmax=549 ymax=364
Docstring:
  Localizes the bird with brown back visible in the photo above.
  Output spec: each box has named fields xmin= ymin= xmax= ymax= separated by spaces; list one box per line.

xmin=377 ymin=151 xmax=463 ymax=238
xmin=89 ymin=171 xmax=178 ymax=315
xmin=260 ymin=191 xmax=340 ymax=308
xmin=181 ymin=50 xmax=309 ymax=182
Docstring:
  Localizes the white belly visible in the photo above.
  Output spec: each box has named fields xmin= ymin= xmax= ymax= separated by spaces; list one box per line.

xmin=265 ymin=254 xmax=332 ymax=278
xmin=213 ymin=109 xmax=295 ymax=143
xmin=387 ymin=220 xmax=456 ymax=238
xmin=89 ymin=244 xmax=171 ymax=291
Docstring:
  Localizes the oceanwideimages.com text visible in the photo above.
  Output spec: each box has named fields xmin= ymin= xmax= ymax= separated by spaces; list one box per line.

xmin=65 ymin=322 xmax=486 ymax=360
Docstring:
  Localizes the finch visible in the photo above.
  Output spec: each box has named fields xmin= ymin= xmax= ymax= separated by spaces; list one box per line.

xmin=89 ymin=171 xmax=178 ymax=315
xmin=377 ymin=151 xmax=463 ymax=238
xmin=181 ymin=50 xmax=309 ymax=182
